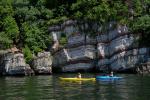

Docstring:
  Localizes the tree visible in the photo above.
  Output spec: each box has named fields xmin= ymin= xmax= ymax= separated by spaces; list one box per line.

xmin=2 ymin=16 xmax=19 ymax=43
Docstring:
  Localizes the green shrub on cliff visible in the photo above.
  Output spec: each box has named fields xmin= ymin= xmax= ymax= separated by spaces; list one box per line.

xmin=23 ymin=45 xmax=33 ymax=63
xmin=59 ymin=33 xmax=67 ymax=46
xmin=131 ymin=15 xmax=150 ymax=46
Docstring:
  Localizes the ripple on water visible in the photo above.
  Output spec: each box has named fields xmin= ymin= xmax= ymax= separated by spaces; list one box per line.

xmin=0 ymin=74 xmax=150 ymax=100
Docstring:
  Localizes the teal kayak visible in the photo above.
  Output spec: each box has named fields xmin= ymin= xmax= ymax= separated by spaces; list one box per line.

xmin=96 ymin=76 xmax=123 ymax=80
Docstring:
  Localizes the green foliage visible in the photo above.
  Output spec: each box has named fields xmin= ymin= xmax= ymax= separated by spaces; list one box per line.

xmin=0 ymin=5 xmax=14 ymax=17
xmin=21 ymin=22 xmax=51 ymax=53
xmin=23 ymin=45 xmax=33 ymax=63
xmin=129 ymin=0 xmax=150 ymax=46
xmin=132 ymin=15 xmax=150 ymax=32
xmin=59 ymin=37 xmax=67 ymax=46
xmin=47 ymin=16 xmax=68 ymax=25
xmin=59 ymin=33 xmax=67 ymax=46
xmin=40 ymin=7 xmax=53 ymax=20
xmin=132 ymin=0 xmax=143 ymax=17
xmin=130 ymin=15 xmax=150 ymax=46
xmin=0 ymin=32 xmax=13 ymax=48
xmin=87 ymin=1 xmax=110 ymax=22
xmin=0 ymin=1 xmax=19 ymax=47
xmin=3 ymin=16 xmax=19 ymax=41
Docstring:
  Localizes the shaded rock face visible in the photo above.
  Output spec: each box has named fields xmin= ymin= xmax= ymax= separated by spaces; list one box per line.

xmin=62 ymin=63 xmax=94 ymax=72
xmin=110 ymin=48 xmax=148 ymax=71
xmin=31 ymin=52 xmax=52 ymax=74
xmin=67 ymin=34 xmax=85 ymax=45
xmin=136 ymin=62 xmax=150 ymax=74
xmin=0 ymin=51 xmax=31 ymax=75
xmin=0 ymin=51 xmax=5 ymax=75
xmin=49 ymin=20 xmax=150 ymax=73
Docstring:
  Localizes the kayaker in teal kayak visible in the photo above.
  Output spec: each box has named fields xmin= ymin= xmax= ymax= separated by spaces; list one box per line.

xmin=110 ymin=71 xmax=114 ymax=77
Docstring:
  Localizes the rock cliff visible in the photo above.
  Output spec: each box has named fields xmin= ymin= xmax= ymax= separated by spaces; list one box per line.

xmin=31 ymin=51 xmax=52 ymax=74
xmin=0 ymin=50 xmax=33 ymax=75
xmin=0 ymin=50 xmax=52 ymax=76
xmin=50 ymin=20 xmax=150 ymax=73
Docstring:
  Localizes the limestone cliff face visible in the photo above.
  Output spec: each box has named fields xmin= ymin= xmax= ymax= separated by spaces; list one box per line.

xmin=97 ymin=35 xmax=149 ymax=71
xmin=51 ymin=20 xmax=96 ymax=72
xmin=52 ymin=45 xmax=96 ymax=72
xmin=0 ymin=50 xmax=52 ymax=76
xmin=50 ymin=20 xmax=150 ymax=73
xmin=0 ymin=50 xmax=33 ymax=75
xmin=31 ymin=52 xmax=52 ymax=74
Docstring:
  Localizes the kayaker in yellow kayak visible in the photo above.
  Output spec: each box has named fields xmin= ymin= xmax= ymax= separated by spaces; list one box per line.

xmin=76 ymin=73 xmax=82 ymax=78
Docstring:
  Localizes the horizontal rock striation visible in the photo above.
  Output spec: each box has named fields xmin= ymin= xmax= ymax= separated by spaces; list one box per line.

xmin=50 ymin=20 xmax=150 ymax=73
xmin=50 ymin=20 xmax=96 ymax=72
xmin=110 ymin=48 xmax=149 ymax=71
xmin=52 ymin=45 xmax=96 ymax=72
xmin=97 ymin=23 xmax=149 ymax=72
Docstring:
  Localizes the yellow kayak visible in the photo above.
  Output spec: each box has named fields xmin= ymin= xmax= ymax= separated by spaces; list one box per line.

xmin=59 ymin=77 xmax=95 ymax=81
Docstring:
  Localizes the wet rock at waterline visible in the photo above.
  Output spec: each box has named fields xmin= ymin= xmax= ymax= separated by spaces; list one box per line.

xmin=0 ymin=50 xmax=33 ymax=76
xmin=31 ymin=52 xmax=52 ymax=74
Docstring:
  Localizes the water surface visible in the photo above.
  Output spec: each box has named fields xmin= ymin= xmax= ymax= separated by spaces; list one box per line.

xmin=0 ymin=73 xmax=150 ymax=100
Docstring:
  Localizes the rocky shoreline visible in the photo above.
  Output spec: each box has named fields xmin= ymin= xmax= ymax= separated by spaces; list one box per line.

xmin=0 ymin=50 xmax=52 ymax=76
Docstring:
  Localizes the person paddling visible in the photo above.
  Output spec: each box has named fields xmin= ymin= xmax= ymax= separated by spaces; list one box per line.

xmin=110 ymin=71 xmax=114 ymax=77
xmin=77 ymin=73 xmax=82 ymax=78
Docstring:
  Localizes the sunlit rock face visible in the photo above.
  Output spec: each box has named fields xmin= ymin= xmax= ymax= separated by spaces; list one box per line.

xmin=97 ymin=43 xmax=109 ymax=58
xmin=31 ymin=52 xmax=52 ymax=74
xmin=50 ymin=20 xmax=149 ymax=73
xmin=0 ymin=51 xmax=31 ymax=75
xmin=109 ymin=34 xmax=136 ymax=55
xmin=52 ymin=45 xmax=96 ymax=72
xmin=96 ymin=22 xmax=149 ymax=72
xmin=49 ymin=25 xmax=62 ymax=51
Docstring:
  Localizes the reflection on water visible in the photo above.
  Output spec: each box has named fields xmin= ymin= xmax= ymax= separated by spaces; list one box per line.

xmin=0 ymin=74 xmax=150 ymax=100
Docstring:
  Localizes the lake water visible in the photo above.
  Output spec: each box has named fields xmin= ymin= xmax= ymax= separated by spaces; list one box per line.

xmin=0 ymin=73 xmax=150 ymax=100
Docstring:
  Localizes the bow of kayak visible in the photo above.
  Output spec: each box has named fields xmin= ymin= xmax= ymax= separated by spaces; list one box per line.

xmin=59 ymin=77 xmax=95 ymax=81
